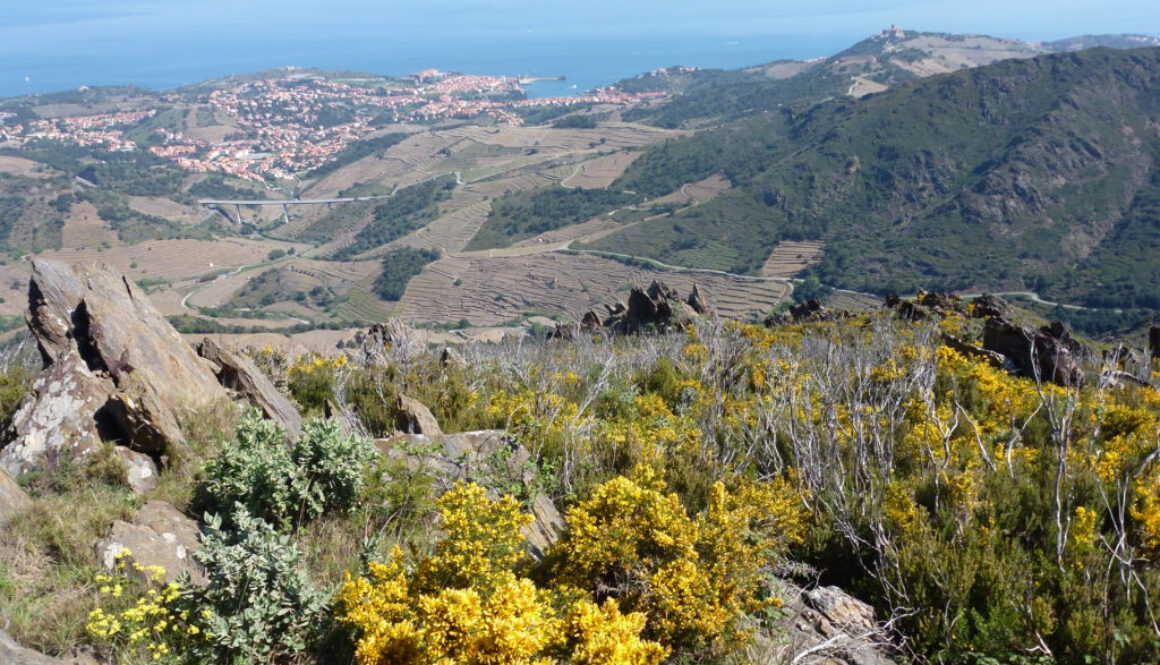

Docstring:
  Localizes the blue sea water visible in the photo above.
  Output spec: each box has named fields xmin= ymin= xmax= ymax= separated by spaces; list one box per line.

xmin=4 ymin=0 xmax=1158 ymax=101
xmin=0 ymin=3 xmax=856 ymax=100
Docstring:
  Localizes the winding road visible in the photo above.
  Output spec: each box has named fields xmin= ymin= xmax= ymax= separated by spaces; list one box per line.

xmin=179 ymin=256 xmax=310 ymax=326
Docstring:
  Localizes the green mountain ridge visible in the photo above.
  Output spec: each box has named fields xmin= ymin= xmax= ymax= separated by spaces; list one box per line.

xmin=584 ymin=47 xmax=1160 ymax=307
xmin=617 ymin=30 xmax=1160 ymax=129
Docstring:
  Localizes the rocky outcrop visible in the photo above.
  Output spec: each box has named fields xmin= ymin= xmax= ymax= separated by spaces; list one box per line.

xmin=580 ymin=310 xmax=603 ymax=332
xmin=94 ymin=500 xmax=204 ymax=585
xmin=395 ymin=394 xmax=442 ymax=436
xmin=772 ymin=582 xmax=898 ymax=665
xmin=0 ymin=466 xmax=31 ymax=527
xmin=982 ymin=318 xmax=1085 ymax=387
xmin=440 ymin=347 xmax=467 ymax=369
xmin=0 ymin=629 xmax=100 ymax=665
xmin=362 ymin=319 xmax=419 ymax=363
xmin=884 ymin=291 xmax=1007 ymax=322
xmin=970 ymin=293 xmax=1010 ymax=319
xmin=686 ymin=283 xmax=712 ymax=316
xmin=376 ymin=430 xmax=564 ymax=558
xmin=1 ymin=350 xmax=110 ymax=477
xmin=2 ymin=261 xmax=232 ymax=478
xmin=1150 ymin=326 xmax=1160 ymax=360
xmin=764 ymin=298 xmax=853 ymax=326
xmin=941 ymin=334 xmax=1008 ymax=369
xmin=1103 ymin=344 xmax=1144 ymax=370
xmin=550 ymin=281 xmax=709 ymax=338
xmin=114 ymin=448 xmax=159 ymax=495
xmin=2 ymin=262 xmax=300 ymax=487
xmin=790 ymin=299 xmax=831 ymax=322
xmin=610 ymin=281 xmax=699 ymax=334
xmin=197 ymin=337 xmax=301 ymax=439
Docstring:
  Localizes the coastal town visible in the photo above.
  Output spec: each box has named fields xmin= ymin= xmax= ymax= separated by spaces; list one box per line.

xmin=0 ymin=69 xmax=665 ymax=181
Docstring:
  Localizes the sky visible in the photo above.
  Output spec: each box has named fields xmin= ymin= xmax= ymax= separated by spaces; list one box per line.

xmin=5 ymin=0 xmax=1157 ymax=39
xmin=1 ymin=0 xmax=1158 ymax=95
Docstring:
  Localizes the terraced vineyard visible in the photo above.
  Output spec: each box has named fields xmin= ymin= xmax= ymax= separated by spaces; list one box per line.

xmin=2 ymin=98 xmax=797 ymax=346
xmin=60 ymin=201 xmax=119 ymax=249
xmin=398 ymin=251 xmax=789 ymax=327
xmin=560 ymin=152 xmax=642 ymax=189
xmin=761 ymin=240 xmax=825 ymax=278
xmin=652 ymin=174 xmax=732 ymax=205
xmin=384 ymin=199 xmax=492 ymax=254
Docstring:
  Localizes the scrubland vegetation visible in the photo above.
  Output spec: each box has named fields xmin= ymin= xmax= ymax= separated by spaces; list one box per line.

xmin=2 ymin=308 xmax=1159 ymax=665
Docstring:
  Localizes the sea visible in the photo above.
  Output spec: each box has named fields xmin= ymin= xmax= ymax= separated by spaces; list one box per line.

xmin=0 ymin=12 xmax=856 ymax=100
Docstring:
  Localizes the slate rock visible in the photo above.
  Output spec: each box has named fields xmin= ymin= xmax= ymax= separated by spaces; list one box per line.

xmin=774 ymin=581 xmax=898 ymax=665
xmin=377 ymin=430 xmax=563 ymax=557
xmin=0 ymin=466 xmax=31 ymax=527
xmin=197 ymin=337 xmax=301 ymax=439
xmin=94 ymin=500 xmax=204 ymax=585
xmin=0 ymin=629 xmax=101 ymax=665
xmin=396 ymin=394 xmax=442 ymax=436
xmin=1 ymin=349 xmax=111 ymax=477
xmin=10 ymin=260 xmax=230 ymax=460
xmin=686 ymin=283 xmax=712 ymax=316
xmin=983 ymin=317 xmax=1085 ymax=387
xmin=440 ymin=347 xmax=467 ymax=369
xmin=113 ymin=448 xmax=159 ymax=495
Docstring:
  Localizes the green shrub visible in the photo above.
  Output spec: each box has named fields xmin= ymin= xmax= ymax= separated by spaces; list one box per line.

xmin=193 ymin=507 xmax=328 ymax=664
xmin=197 ymin=412 xmax=375 ymax=528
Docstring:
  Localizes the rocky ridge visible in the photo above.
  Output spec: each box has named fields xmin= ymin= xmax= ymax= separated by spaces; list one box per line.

xmin=0 ymin=260 xmax=303 ymax=490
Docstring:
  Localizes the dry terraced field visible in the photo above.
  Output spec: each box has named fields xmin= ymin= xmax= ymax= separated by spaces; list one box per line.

xmin=60 ymin=201 xmax=119 ymax=249
xmin=560 ymin=152 xmax=642 ymax=189
xmin=652 ymin=174 xmax=732 ymax=205
xmin=761 ymin=240 xmax=825 ymax=278
xmin=398 ymin=252 xmax=789 ymax=327
xmin=0 ymin=156 xmax=52 ymax=178
xmin=36 ymin=237 xmax=302 ymax=283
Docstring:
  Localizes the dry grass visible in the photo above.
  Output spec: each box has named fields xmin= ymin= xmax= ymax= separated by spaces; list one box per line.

xmin=0 ymin=156 xmax=53 ymax=178
xmin=37 ymin=237 xmax=301 ymax=282
xmin=847 ymin=76 xmax=889 ymax=98
xmin=0 ymin=481 xmax=138 ymax=656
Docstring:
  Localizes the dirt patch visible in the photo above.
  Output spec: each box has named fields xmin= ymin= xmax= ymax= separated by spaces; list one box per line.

xmin=0 ymin=156 xmax=52 ymax=178
xmin=847 ymin=76 xmax=888 ymax=98
xmin=127 ymin=196 xmax=205 ymax=225
xmin=511 ymin=217 xmax=624 ymax=249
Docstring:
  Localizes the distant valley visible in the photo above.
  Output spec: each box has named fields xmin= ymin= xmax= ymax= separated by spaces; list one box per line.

xmin=0 ymin=28 xmax=1157 ymax=349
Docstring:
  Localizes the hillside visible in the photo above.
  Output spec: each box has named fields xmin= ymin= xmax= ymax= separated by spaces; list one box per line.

xmin=0 ymin=34 xmax=1158 ymax=344
xmin=582 ymin=47 xmax=1160 ymax=306
xmin=2 ymin=263 xmax=1159 ymax=665
xmin=618 ymin=29 xmax=1160 ymax=128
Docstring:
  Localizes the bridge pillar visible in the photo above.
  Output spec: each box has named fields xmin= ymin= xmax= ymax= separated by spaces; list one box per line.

xmin=282 ymin=203 xmax=291 ymax=224
xmin=235 ymin=204 xmax=244 ymax=225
